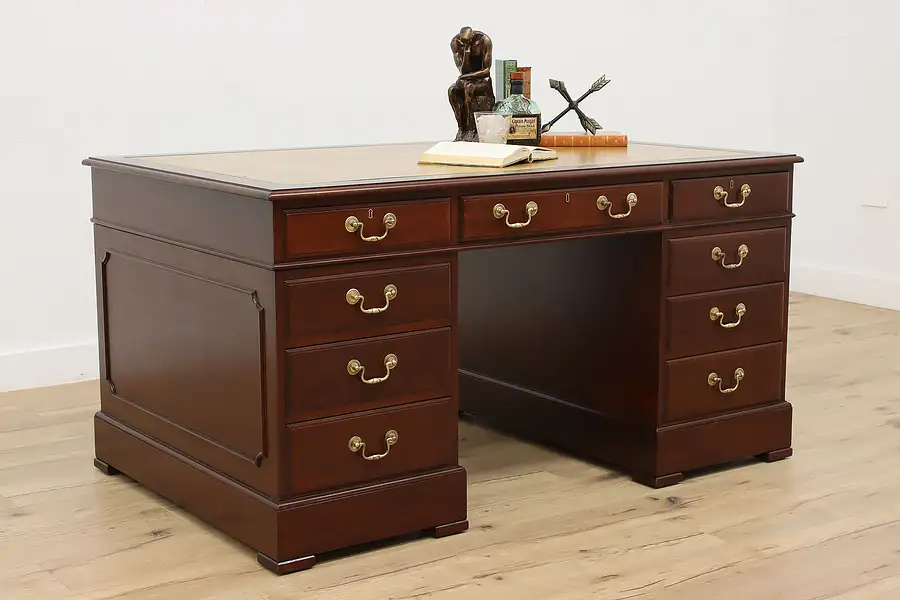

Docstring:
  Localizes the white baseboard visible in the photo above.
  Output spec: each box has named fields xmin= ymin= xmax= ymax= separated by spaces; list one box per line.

xmin=0 ymin=342 xmax=99 ymax=393
xmin=790 ymin=262 xmax=900 ymax=311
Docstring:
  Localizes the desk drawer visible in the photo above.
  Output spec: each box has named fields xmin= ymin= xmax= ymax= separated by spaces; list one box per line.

xmin=286 ymin=328 xmax=453 ymax=422
xmin=666 ymin=227 xmax=787 ymax=295
xmin=664 ymin=342 xmax=784 ymax=423
xmin=288 ymin=397 xmax=458 ymax=496
xmin=461 ymin=182 xmax=664 ymax=241
xmin=666 ymin=282 xmax=785 ymax=358
xmin=284 ymin=261 xmax=452 ymax=347
xmin=671 ymin=172 xmax=790 ymax=223
xmin=283 ymin=199 xmax=452 ymax=258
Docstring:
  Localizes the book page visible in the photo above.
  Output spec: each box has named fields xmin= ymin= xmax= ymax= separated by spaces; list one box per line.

xmin=421 ymin=141 xmax=521 ymax=160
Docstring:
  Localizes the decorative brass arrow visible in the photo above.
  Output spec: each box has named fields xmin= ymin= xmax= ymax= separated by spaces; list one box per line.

xmin=542 ymin=75 xmax=611 ymax=134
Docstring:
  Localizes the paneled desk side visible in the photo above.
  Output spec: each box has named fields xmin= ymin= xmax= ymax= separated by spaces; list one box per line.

xmin=84 ymin=141 xmax=803 ymax=574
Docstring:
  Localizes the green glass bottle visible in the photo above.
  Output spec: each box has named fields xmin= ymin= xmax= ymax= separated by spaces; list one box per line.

xmin=494 ymin=71 xmax=542 ymax=145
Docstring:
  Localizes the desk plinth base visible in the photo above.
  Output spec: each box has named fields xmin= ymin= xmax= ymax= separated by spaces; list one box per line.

xmin=256 ymin=553 xmax=317 ymax=575
xmin=93 ymin=413 xmax=468 ymax=574
xmin=459 ymin=371 xmax=793 ymax=488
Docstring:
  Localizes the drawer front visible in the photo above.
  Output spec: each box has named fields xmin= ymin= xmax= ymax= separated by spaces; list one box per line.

xmin=671 ymin=172 xmax=790 ymax=223
xmin=664 ymin=342 xmax=784 ymax=423
xmin=286 ymin=328 xmax=452 ymax=422
xmin=666 ymin=282 xmax=785 ymax=358
xmin=288 ymin=397 xmax=458 ymax=496
xmin=284 ymin=199 xmax=452 ymax=258
xmin=666 ymin=227 xmax=787 ymax=295
xmin=284 ymin=261 xmax=452 ymax=347
xmin=461 ymin=182 xmax=664 ymax=241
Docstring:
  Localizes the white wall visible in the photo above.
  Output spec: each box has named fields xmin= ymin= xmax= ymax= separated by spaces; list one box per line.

xmin=0 ymin=1 xmax=891 ymax=392
xmin=773 ymin=1 xmax=900 ymax=311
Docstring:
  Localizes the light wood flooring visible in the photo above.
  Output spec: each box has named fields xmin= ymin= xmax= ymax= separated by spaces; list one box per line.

xmin=2 ymin=292 xmax=899 ymax=599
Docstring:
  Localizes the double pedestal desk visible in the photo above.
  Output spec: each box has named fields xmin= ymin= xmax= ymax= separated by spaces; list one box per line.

xmin=84 ymin=141 xmax=802 ymax=574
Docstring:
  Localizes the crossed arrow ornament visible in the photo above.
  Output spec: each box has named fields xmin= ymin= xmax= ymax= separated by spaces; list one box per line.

xmin=541 ymin=75 xmax=611 ymax=134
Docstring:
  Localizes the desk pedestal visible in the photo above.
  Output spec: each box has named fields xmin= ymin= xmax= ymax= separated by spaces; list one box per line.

xmin=458 ymin=230 xmax=792 ymax=487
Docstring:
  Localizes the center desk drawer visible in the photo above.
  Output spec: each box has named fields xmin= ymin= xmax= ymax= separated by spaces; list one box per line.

xmin=461 ymin=182 xmax=664 ymax=241
xmin=284 ymin=199 xmax=451 ymax=259
xmin=284 ymin=261 xmax=452 ymax=347
xmin=288 ymin=397 xmax=458 ymax=496
xmin=666 ymin=282 xmax=785 ymax=358
xmin=286 ymin=328 xmax=453 ymax=422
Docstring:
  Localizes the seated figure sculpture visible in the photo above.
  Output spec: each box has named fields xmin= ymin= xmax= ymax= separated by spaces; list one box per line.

xmin=448 ymin=27 xmax=496 ymax=142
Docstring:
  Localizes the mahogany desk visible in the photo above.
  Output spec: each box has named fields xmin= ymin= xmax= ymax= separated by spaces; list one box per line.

xmin=83 ymin=141 xmax=802 ymax=574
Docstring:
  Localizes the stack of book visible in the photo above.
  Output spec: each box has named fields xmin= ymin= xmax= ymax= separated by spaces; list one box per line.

xmin=494 ymin=58 xmax=531 ymax=100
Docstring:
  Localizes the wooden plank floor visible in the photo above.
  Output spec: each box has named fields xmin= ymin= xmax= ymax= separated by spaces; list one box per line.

xmin=2 ymin=292 xmax=899 ymax=599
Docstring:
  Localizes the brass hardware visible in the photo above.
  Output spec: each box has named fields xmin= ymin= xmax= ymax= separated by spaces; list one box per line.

xmin=597 ymin=192 xmax=638 ymax=219
xmin=713 ymin=183 xmax=751 ymax=208
xmin=348 ymin=430 xmax=399 ymax=461
xmin=709 ymin=303 xmax=747 ymax=328
xmin=565 ymin=192 xmax=571 ymax=203
xmin=345 ymin=212 xmax=397 ymax=241
xmin=493 ymin=201 xmax=538 ymax=228
xmin=708 ymin=368 xmax=745 ymax=394
xmin=347 ymin=353 xmax=398 ymax=384
xmin=711 ymin=244 xmax=749 ymax=269
xmin=346 ymin=284 xmax=398 ymax=314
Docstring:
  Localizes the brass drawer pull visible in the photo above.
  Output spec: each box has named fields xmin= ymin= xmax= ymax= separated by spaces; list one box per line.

xmin=347 ymin=353 xmax=397 ymax=384
xmin=709 ymin=302 xmax=746 ymax=328
xmin=345 ymin=212 xmax=397 ymax=242
xmin=348 ymin=430 xmax=398 ymax=461
xmin=597 ymin=192 xmax=638 ymax=219
xmin=346 ymin=284 xmax=398 ymax=314
xmin=708 ymin=368 xmax=744 ymax=394
xmin=713 ymin=183 xmax=751 ymax=208
xmin=493 ymin=201 xmax=538 ymax=228
xmin=711 ymin=244 xmax=749 ymax=269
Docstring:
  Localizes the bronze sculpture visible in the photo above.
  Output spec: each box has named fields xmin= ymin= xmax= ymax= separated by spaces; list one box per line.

xmin=448 ymin=26 xmax=495 ymax=142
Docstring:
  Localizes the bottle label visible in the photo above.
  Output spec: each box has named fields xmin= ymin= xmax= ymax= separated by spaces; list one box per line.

xmin=507 ymin=116 xmax=538 ymax=140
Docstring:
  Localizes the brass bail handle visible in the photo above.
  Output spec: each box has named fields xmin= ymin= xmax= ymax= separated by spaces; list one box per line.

xmin=597 ymin=192 xmax=638 ymax=219
xmin=708 ymin=367 xmax=745 ymax=394
xmin=713 ymin=183 xmax=751 ymax=208
xmin=709 ymin=302 xmax=746 ymax=328
xmin=346 ymin=284 xmax=398 ymax=314
xmin=345 ymin=212 xmax=397 ymax=241
xmin=348 ymin=430 xmax=398 ymax=461
xmin=711 ymin=244 xmax=749 ymax=269
xmin=347 ymin=353 xmax=398 ymax=385
xmin=494 ymin=201 xmax=538 ymax=228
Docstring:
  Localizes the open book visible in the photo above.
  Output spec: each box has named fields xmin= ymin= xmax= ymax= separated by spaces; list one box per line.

xmin=418 ymin=141 xmax=558 ymax=168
